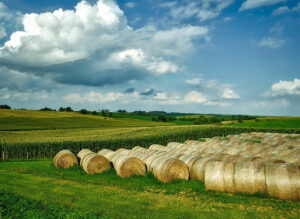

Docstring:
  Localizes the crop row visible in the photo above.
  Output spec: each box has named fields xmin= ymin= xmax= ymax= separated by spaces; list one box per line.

xmin=1 ymin=127 xmax=299 ymax=160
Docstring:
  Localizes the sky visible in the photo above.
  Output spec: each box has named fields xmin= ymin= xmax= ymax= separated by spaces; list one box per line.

xmin=0 ymin=0 xmax=299 ymax=116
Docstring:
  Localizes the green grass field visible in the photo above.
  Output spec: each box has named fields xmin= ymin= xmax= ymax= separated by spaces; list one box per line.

xmin=0 ymin=109 xmax=174 ymax=131
xmin=0 ymin=160 xmax=299 ymax=218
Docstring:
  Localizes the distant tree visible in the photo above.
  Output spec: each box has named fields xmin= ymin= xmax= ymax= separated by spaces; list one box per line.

xmin=66 ymin=107 xmax=73 ymax=112
xmin=157 ymin=114 xmax=167 ymax=122
xmin=92 ymin=111 xmax=98 ymax=115
xmin=80 ymin=109 xmax=88 ymax=114
xmin=59 ymin=107 xmax=65 ymax=112
xmin=151 ymin=115 xmax=158 ymax=122
xmin=232 ymin=115 xmax=236 ymax=121
xmin=101 ymin=110 xmax=106 ymax=117
xmin=117 ymin=109 xmax=127 ymax=113
xmin=40 ymin=107 xmax=55 ymax=111
xmin=238 ymin=116 xmax=243 ymax=123
xmin=167 ymin=116 xmax=177 ymax=122
xmin=208 ymin=117 xmax=220 ymax=124
xmin=0 ymin=104 xmax=11 ymax=109
xmin=108 ymin=112 xmax=113 ymax=117
xmin=194 ymin=116 xmax=209 ymax=125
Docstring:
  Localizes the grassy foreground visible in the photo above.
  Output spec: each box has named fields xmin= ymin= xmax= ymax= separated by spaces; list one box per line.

xmin=0 ymin=160 xmax=299 ymax=218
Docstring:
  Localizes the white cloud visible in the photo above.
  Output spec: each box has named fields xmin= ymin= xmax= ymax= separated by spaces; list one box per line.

xmin=153 ymin=92 xmax=168 ymax=100
xmin=258 ymin=37 xmax=285 ymax=49
xmin=184 ymin=91 xmax=206 ymax=103
xmin=63 ymin=91 xmax=140 ymax=104
xmin=272 ymin=3 xmax=300 ymax=15
xmin=239 ymin=0 xmax=286 ymax=11
xmin=267 ymin=78 xmax=300 ymax=96
xmin=224 ymin=16 xmax=233 ymax=22
xmin=167 ymin=0 xmax=234 ymax=21
xmin=0 ymin=0 xmax=127 ymax=66
xmin=269 ymin=23 xmax=284 ymax=33
xmin=0 ymin=0 xmax=209 ymax=87
xmin=185 ymin=78 xmax=202 ymax=85
xmin=222 ymin=88 xmax=240 ymax=99
xmin=125 ymin=2 xmax=136 ymax=8
xmin=158 ymin=2 xmax=177 ymax=8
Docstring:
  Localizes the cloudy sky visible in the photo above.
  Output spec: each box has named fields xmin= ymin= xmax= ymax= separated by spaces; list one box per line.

xmin=0 ymin=0 xmax=299 ymax=115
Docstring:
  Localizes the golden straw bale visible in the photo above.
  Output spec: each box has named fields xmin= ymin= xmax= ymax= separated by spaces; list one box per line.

xmin=53 ymin=150 xmax=78 ymax=169
xmin=150 ymin=157 xmax=189 ymax=183
xmin=77 ymin=149 xmax=94 ymax=165
xmin=113 ymin=155 xmax=146 ymax=178
xmin=177 ymin=154 xmax=202 ymax=170
xmin=190 ymin=157 xmax=215 ymax=182
xmin=149 ymin=144 xmax=169 ymax=151
xmin=265 ymin=163 xmax=300 ymax=200
xmin=115 ymin=148 xmax=131 ymax=154
xmin=204 ymin=161 xmax=235 ymax=193
xmin=234 ymin=161 xmax=266 ymax=194
xmin=81 ymin=153 xmax=110 ymax=174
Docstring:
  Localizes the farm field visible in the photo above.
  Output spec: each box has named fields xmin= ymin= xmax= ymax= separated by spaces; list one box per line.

xmin=1 ymin=109 xmax=300 ymax=218
xmin=229 ymin=117 xmax=300 ymax=129
xmin=1 ymin=160 xmax=299 ymax=218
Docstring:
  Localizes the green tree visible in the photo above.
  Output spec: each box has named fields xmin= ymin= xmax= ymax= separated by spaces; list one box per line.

xmin=80 ymin=109 xmax=88 ymax=114
xmin=92 ymin=111 xmax=98 ymax=115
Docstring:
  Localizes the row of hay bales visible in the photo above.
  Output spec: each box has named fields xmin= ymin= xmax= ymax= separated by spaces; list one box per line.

xmin=53 ymin=132 xmax=300 ymax=200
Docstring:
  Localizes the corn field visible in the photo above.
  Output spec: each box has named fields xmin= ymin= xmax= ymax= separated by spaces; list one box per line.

xmin=1 ymin=126 xmax=299 ymax=160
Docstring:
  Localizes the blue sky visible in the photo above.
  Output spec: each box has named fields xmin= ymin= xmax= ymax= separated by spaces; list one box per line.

xmin=0 ymin=0 xmax=299 ymax=115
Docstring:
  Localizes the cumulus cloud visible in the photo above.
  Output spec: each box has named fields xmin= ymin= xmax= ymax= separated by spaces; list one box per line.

xmin=267 ymin=78 xmax=300 ymax=96
xmin=0 ymin=0 xmax=209 ymax=88
xmin=258 ymin=37 xmax=285 ymax=49
xmin=185 ymin=78 xmax=202 ymax=85
xmin=222 ymin=88 xmax=240 ymax=99
xmin=184 ymin=91 xmax=206 ymax=103
xmin=239 ymin=0 xmax=286 ymax=11
xmin=164 ymin=0 xmax=234 ymax=21
xmin=63 ymin=90 xmax=140 ymax=103
xmin=272 ymin=3 xmax=300 ymax=15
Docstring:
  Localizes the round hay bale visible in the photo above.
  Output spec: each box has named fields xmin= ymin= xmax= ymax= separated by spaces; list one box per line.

xmin=234 ymin=161 xmax=266 ymax=194
xmin=190 ymin=157 xmax=215 ymax=182
xmin=53 ymin=150 xmax=78 ymax=169
xmin=149 ymin=144 xmax=168 ymax=151
xmin=77 ymin=149 xmax=93 ymax=163
xmin=97 ymin=149 xmax=111 ymax=156
xmin=150 ymin=157 xmax=189 ymax=183
xmin=82 ymin=154 xmax=110 ymax=174
xmin=132 ymin=146 xmax=147 ymax=152
xmin=265 ymin=163 xmax=300 ymax=200
xmin=143 ymin=151 xmax=168 ymax=169
xmin=115 ymin=148 xmax=131 ymax=154
xmin=204 ymin=161 xmax=235 ymax=193
xmin=177 ymin=154 xmax=202 ymax=170
xmin=113 ymin=155 xmax=146 ymax=178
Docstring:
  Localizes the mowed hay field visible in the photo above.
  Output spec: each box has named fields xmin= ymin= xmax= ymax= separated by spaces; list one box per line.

xmin=1 ymin=161 xmax=300 ymax=218
xmin=1 ymin=109 xmax=300 ymax=218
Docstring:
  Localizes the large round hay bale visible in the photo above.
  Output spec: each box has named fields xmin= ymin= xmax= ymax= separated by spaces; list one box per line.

xmin=177 ymin=154 xmax=202 ymax=170
xmin=81 ymin=153 xmax=110 ymax=174
xmin=113 ymin=155 xmax=146 ymax=178
xmin=190 ymin=157 xmax=215 ymax=182
xmin=204 ymin=161 xmax=235 ymax=193
xmin=77 ymin=149 xmax=93 ymax=164
xmin=150 ymin=157 xmax=189 ymax=183
xmin=53 ymin=150 xmax=78 ymax=169
xmin=97 ymin=149 xmax=111 ymax=156
xmin=149 ymin=144 xmax=168 ymax=151
xmin=234 ymin=161 xmax=266 ymax=194
xmin=115 ymin=148 xmax=131 ymax=154
xmin=97 ymin=149 xmax=116 ymax=162
xmin=265 ymin=163 xmax=300 ymax=200
xmin=143 ymin=151 xmax=168 ymax=169
xmin=132 ymin=146 xmax=148 ymax=152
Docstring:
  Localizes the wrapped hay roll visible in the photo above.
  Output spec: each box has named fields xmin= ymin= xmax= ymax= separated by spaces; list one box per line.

xmin=81 ymin=153 xmax=110 ymax=174
xmin=177 ymin=154 xmax=202 ymax=170
xmin=113 ymin=154 xmax=146 ymax=178
xmin=77 ymin=149 xmax=94 ymax=165
xmin=115 ymin=148 xmax=131 ymax=154
xmin=190 ymin=157 xmax=215 ymax=182
xmin=97 ymin=149 xmax=116 ymax=161
xmin=53 ymin=150 xmax=78 ymax=169
xmin=132 ymin=146 xmax=148 ymax=152
xmin=150 ymin=157 xmax=189 ymax=183
xmin=204 ymin=161 xmax=235 ymax=193
xmin=234 ymin=161 xmax=266 ymax=194
xmin=149 ymin=144 xmax=169 ymax=151
xmin=265 ymin=163 xmax=300 ymax=200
